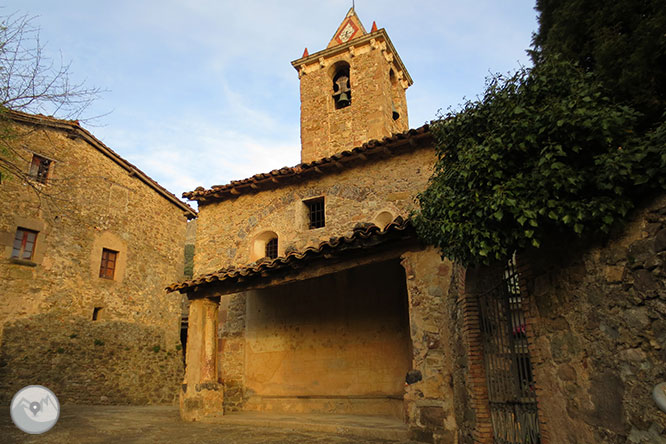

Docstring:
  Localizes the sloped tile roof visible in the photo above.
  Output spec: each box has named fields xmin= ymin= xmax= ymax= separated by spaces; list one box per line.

xmin=183 ymin=125 xmax=432 ymax=204
xmin=166 ymin=217 xmax=416 ymax=294
xmin=4 ymin=110 xmax=197 ymax=218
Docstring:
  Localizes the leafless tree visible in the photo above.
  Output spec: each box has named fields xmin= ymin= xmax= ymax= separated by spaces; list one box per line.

xmin=0 ymin=13 xmax=100 ymax=119
xmin=0 ymin=12 xmax=102 ymax=205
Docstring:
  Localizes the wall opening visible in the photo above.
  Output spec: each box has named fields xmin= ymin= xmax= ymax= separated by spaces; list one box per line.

xmin=265 ymin=237 xmax=278 ymax=259
xmin=304 ymin=197 xmax=325 ymax=229
xmin=477 ymin=257 xmax=541 ymax=443
xmin=92 ymin=307 xmax=103 ymax=321
xmin=242 ymin=259 xmax=411 ymax=418
xmin=180 ymin=316 xmax=188 ymax=362
xmin=331 ymin=61 xmax=351 ymax=109
xmin=251 ymin=231 xmax=279 ymax=261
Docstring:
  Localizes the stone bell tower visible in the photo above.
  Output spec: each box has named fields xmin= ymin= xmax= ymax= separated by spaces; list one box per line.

xmin=291 ymin=8 xmax=413 ymax=163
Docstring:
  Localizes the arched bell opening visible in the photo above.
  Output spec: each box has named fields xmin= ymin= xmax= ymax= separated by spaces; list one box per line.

xmin=331 ymin=61 xmax=351 ymax=110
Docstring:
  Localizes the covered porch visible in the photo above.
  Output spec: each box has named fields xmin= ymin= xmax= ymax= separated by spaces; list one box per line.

xmin=168 ymin=220 xmax=456 ymax=441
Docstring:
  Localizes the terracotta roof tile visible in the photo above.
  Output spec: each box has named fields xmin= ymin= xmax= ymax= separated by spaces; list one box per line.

xmin=183 ymin=125 xmax=432 ymax=204
xmin=166 ymin=217 xmax=416 ymax=294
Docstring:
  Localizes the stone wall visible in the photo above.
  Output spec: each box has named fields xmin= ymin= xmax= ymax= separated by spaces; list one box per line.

xmin=0 ymin=312 xmax=182 ymax=405
xmin=450 ymin=194 xmax=666 ymax=443
xmin=243 ymin=260 xmax=410 ymax=417
xmin=0 ymin=118 xmax=190 ymax=404
xmin=520 ymin=194 xmax=666 ymax=443
xmin=296 ymin=32 xmax=409 ymax=162
xmin=195 ymin=147 xmax=434 ymax=275
xmin=401 ymin=248 xmax=458 ymax=444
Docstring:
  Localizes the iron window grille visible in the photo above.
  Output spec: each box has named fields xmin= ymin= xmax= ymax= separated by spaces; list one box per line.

xmin=265 ymin=237 xmax=278 ymax=259
xmin=99 ymin=248 xmax=118 ymax=279
xmin=11 ymin=228 xmax=38 ymax=260
xmin=305 ymin=197 xmax=325 ymax=229
xmin=29 ymin=154 xmax=52 ymax=184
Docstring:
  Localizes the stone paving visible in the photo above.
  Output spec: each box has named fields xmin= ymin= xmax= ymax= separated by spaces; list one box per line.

xmin=0 ymin=405 xmax=424 ymax=444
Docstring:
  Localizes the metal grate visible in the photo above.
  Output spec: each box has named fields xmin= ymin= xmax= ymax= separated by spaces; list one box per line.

xmin=265 ymin=237 xmax=278 ymax=259
xmin=305 ymin=197 xmax=325 ymax=229
xmin=478 ymin=257 xmax=541 ymax=444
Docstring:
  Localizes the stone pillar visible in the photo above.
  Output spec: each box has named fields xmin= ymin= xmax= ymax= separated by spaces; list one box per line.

xmin=180 ymin=296 xmax=224 ymax=421
xmin=401 ymin=247 xmax=458 ymax=443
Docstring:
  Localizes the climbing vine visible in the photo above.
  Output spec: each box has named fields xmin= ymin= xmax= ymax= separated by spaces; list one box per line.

xmin=412 ymin=58 xmax=666 ymax=266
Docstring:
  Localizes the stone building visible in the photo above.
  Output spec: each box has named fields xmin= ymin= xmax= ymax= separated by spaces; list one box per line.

xmin=0 ymin=110 xmax=196 ymax=405
xmin=169 ymin=7 xmax=457 ymax=440
xmin=169 ymin=8 xmax=666 ymax=444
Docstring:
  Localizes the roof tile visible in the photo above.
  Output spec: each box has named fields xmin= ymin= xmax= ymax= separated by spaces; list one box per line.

xmin=183 ymin=125 xmax=431 ymax=204
xmin=166 ymin=217 xmax=415 ymax=293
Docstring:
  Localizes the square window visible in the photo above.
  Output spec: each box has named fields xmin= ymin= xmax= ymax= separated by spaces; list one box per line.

xmin=11 ymin=228 xmax=38 ymax=260
xmin=305 ymin=197 xmax=325 ymax=229
xmin=99 ymin=248 xmax=118 ymax=279
xmin=29 ymin=154 xmax=52 ymax=184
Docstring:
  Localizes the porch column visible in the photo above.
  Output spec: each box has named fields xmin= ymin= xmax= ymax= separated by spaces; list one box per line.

xmin=201 ymin=298 xmax=218 ymax=382
xmin=180 ymin=296 xmax=224 ymax=421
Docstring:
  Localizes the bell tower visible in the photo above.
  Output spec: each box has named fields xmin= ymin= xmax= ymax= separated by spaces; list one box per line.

xmin=291 ymin=8 xmax=413 ymax=163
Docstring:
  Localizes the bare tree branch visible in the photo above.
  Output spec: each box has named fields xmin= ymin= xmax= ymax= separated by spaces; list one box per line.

xmin=0 ymin=12 xmax=104 ymax=203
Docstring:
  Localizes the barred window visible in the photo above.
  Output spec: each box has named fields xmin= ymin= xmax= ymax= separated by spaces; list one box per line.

xmin=99 ymin=248 xmax=118 ymax=279
xmin=11 ymin=228 xmax=38 ymax=260
xmin=265 ymin=237 xmax=278 ymax=259
xmin=305 ymin=197 xmax=325 ymax=229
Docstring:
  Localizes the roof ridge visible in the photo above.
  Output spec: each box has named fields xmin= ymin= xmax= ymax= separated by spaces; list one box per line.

xmin=2 ymin=109 xmax=197 ymax=218
xmin=185 ymin=124 xmax=432 ymax=204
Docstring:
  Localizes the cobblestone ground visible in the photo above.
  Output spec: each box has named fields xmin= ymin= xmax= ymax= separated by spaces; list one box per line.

xmin=1 ymin=406 xmax=422 ymax=444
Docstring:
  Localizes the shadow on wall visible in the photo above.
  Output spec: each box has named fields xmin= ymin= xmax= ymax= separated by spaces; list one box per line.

xmin=0 ymin=312 xmax=183 ymax=405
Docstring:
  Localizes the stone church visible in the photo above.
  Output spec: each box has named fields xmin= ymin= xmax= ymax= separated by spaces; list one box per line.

xmin=169 ymin=7 xmax=456 ymax=439
xmin=171 ymin=8 xmax=666 ymax=444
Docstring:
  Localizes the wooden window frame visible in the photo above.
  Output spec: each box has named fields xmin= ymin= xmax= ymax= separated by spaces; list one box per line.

xmin=11 ymin=228 xmax=38 ymax=260
xmin=29 ymin=154 xmax=52 ymax=184
xmin=99 ymin=248 xmax=118 ymax=280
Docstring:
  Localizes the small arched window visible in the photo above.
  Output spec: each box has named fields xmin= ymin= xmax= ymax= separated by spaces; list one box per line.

xmin=265 ymin=237 xmax=278 ymax=259
xmin=332 ymin=62 xmax=351 ymax=109
xmin=251 ymin=230 xmax=279 ymax=261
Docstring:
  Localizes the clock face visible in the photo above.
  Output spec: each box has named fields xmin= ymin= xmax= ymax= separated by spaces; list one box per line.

xmin=337 ymin=20 xmax=358 ymax=43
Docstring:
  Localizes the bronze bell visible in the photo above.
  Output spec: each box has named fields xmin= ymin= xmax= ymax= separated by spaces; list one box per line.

xmin=335 ymin=75 xmax=350 ymax=93
xmin=337 ymin=91 xmax=350 ymax=107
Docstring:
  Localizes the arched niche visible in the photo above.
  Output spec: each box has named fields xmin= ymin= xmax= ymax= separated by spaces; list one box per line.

xmin=251 ymin=231 xmax=279 ymax=261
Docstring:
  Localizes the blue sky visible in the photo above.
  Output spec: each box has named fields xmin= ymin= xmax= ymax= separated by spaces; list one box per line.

xmin=3 ymin=1 xmax=538 ymax=200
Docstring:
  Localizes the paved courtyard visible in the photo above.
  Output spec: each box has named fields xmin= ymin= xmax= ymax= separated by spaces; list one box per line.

xmin=1 ymin=405 xmax=423 ymax=444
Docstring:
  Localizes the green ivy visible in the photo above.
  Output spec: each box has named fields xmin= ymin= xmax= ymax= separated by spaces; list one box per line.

xmin=412 ymin=58 xmax=666 ymax=266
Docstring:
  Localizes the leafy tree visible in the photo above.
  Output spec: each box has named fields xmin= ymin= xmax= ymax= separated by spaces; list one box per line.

xmin=412 ymin=58 xmax=666 ymax=266
xmin=531 ymin=0 xmax=666 ymax=125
